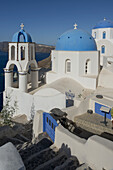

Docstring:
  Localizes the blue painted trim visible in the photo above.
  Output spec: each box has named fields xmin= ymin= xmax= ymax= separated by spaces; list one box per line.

xmin=101 ymin=46 xmax=105 ymax=54
xmin=43 ymin=112 xmax=58 ymax=142
xmin=103 ymin=32 xmax=106 ymax=39
xmin=95 ymin=102 xmax=111 ymax=120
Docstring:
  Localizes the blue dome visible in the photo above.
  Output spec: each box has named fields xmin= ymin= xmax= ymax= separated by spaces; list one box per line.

xmin=93 ymin=19 xmax=113 ymax=29
xmin=12 ymin=29 xmax=32 ymax=42
xmin=56 ymin=29 xmax=97 ymax=51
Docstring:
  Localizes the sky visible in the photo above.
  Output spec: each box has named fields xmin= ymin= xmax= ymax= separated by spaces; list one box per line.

xmin=0 ymin=0 xmax=113 ymax=45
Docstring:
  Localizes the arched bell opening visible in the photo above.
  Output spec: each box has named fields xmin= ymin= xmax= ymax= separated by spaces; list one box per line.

xmin=9 ymin=64 xmax=19 ymax=88
xmin=18 ymin=33 xmax=25 ymax=42
xmin=11 ymin=46 xmax=15 ymax=60
xmin=27 ymin=63 xmax=38 ymax=91
xmin=21 ymin=46 xmax=25 ymax=60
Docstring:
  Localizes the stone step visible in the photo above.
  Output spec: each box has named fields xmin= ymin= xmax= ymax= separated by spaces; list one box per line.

xmin=54 ymin=156 xmax=79 ymax=170
xmin=19 ymin=138 xmax=52 ymax=162
xmin=34 ymin=151 xmax=68 ymax=170
xmin=24 ymin=145 xmax=58 ymax=170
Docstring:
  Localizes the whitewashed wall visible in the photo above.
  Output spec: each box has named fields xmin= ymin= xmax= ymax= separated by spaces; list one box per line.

xmin=92 ymin=28 xmax=113 ymax=66
xmin=92 ymin=28 xmax=113 ymax=40
xmin=55 ymin=125 xmax=113 ymax=170
xmin=4 ymin=87 xmax=65 ymax=120
xmin=47 ymin=50 xmax=99 ymax=90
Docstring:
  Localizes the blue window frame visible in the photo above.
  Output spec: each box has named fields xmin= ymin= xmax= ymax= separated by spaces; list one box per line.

xmin=101 ymin=46 xmax=105 ymax=53
xmin=103 ymin=32 xmax=106 ymax=39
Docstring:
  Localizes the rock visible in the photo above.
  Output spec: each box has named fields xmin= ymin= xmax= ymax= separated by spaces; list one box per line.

xmin=0 ymin=136 xmax=24 ymax=147
xmin=12 ymin=124 xmax=26 ymax=134
xmin=12 ymin=114 xmax=28 ymax=125
xmin=0 ymin=122 xmax=32 ymax=146
xmin=54 ymin=156 xmax=79 ymax=170
xmin=0 ymin=126 xmax=16 ymax=139
xmin=0 ymin=142 xmax=25 ymax=170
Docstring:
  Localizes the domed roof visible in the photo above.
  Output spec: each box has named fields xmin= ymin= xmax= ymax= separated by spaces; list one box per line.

xmin=56 ymin=28 xmax=97 ymax=51
xmin=93 ymin=18 xmax=113 ymax=29
xmin=12 ymin=24 xmax=32 ymax=42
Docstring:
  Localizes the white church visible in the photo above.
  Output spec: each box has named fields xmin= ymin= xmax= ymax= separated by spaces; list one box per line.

xmin=3 ymin=19 xmax=113 ymax=120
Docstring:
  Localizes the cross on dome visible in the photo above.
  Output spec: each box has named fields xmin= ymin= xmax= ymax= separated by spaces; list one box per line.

xmin=20 ymin=23 xmax=24 ymax=30
xmin=74 ymin=23 xmax=78 ymax=29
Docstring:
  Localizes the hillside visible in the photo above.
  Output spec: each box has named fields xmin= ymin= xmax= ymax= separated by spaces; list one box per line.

xmin=0 ymin=42 xmax=55 ymax=53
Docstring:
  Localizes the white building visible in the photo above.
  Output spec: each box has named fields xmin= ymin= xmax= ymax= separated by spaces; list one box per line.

xmin=92 ymin=18 xmax=113 ymax=66
xmin=47 ymin=24 xmax=100 ymax=90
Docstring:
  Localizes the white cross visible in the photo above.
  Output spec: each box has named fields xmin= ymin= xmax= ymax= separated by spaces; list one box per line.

xmin=20 ymin=23 xmax=24 ymax=30
xmin=74 ymin=23 xmax=78 ymax=29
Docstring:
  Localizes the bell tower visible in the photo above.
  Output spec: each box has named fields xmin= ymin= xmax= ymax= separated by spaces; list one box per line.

xmin=4 ymin=24 xmax=38 ymax=92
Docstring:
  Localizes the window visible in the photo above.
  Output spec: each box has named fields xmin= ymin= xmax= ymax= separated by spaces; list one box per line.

xmin=52 ymin=123 xmax=53 ymax=129
xmin=101 ymin=46 xmax=105 ymax=54
xmin=85 ymin=59 xmax=91 ymax=74
xmin=46 ymin=117 xmax=48 ymax=123
xmin=11 ymin=46 xmax=15 ymax=60
xmin=66 ymin=59 xmax=71 ymax=73
xmin=21 ymin=46 xmax=25 ymax=60
xmin=94 ymin=32 xmax=96 ymax=39
xmin=103 ymin=32 xmax=106 ymax=39
xmin=49 ymin=120 xmax=51 ymax=126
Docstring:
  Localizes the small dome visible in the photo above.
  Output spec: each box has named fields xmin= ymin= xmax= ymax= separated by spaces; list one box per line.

xmin=12 ymin=28 xmax=32 ymax=43
xmin=56 ymin=29 xmax=97 ymax=51
xmin=93 ymin=18 xmax=113 ymax=29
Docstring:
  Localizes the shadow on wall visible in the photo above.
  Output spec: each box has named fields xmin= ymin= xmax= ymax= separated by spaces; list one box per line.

xmin=59 ymin=143 xmax=71 ymax=157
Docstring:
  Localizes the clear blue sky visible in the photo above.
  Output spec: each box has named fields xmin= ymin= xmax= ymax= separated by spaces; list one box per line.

xmin=0 ymin=0 xmax=113 ymax=45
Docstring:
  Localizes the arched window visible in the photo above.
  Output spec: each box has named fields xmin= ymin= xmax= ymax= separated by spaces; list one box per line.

xmin=21 ymin=46 xmax=25 ymax=60
xmin=101 ymin=45 xmax=105 ymax=54
xmin=65 ymin=59 xmax=71 ymax=73
xmin=103 ymin=32 xmax=106 ymax=39
xmin=11 ymin=46 xmax=15 ymax=60
xmin=94 ymin=32 xmax=96 ymax=39
xmin=85 ymin=59 xmax=91 ymax=74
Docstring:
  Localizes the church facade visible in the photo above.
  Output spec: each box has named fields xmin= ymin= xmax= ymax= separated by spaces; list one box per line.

xmin=46 ymin=26 xmax=99 ymax=90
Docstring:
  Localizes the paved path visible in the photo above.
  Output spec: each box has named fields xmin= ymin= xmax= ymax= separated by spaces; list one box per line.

xmin=74 ymin=113 xmax=113 ymax=136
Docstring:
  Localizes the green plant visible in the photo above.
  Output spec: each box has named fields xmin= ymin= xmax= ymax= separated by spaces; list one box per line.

xmin=0 ymin=93 xmax=18 ymax=126
xmin=78 ymin=94 xmax=82 ymax=98
xmin=30 ymin=100 xmax=35 ymax=120
xmin=111 ymin=107 xmax=113 ymax=118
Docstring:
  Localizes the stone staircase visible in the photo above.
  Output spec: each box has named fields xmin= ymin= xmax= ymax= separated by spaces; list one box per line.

xmin=18 ymin=137 xmax=80 ymax=170
xmin=0 ymin=120 xmax=92 ymax=169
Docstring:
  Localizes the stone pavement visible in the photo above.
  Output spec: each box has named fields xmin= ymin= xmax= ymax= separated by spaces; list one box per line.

xmin=74 ymin=113 xmax=113 ymax=136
